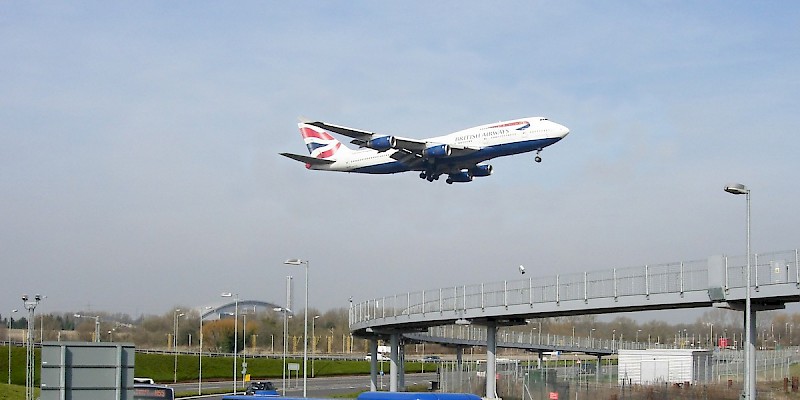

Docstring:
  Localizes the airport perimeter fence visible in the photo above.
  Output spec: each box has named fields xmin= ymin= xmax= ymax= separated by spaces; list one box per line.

xmin=436 ymin=348 xmax=800 ymax=400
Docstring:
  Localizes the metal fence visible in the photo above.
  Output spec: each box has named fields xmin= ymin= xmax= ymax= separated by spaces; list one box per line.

xmin=435 ymin=348 xmax=800 ymax=400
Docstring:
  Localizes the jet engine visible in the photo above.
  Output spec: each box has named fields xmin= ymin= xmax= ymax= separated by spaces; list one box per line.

xmin=423 ymin=144 xmax=451 ymax=158
xmin=366 ymin=136 xmax=396 ymax=151
xmin=446 ymin=171 xmax=473 ymax=184
xmin=470 ymin=164 xmax=493 ymax=177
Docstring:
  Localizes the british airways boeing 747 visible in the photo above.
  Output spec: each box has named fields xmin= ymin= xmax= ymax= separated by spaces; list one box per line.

xmin=280 ymin=117 xmax=569 ymax=184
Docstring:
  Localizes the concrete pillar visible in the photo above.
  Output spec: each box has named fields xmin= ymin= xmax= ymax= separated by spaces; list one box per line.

xmin=399 ymin=341 xmax=405 ymax=391
xmin=456 ymin=346 xmax=464 ymax=393
xmin=369 ymin=338 xmax=378 ymax=391
xmin=486 ymin=321 xmax=497 ymax=399
xmin=390 ymin=333 xmax=399 ymax=392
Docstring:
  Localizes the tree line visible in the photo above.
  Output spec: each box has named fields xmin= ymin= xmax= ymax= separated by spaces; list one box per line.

xmin=3 ymin=307 xmax=800 ymax=354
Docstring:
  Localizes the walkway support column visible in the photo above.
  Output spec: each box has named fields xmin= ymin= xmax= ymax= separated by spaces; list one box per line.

xmin=398 ymin=342 xmax=406 ymax=391
xmin=456 ymin=346 xmax=464 ymax=393
xmin=390 ymin=333 xmax=399 ymax=392
xmin=486 ymin=321 xmax=497 ymax=399
xmin=369 ymin=338 xmax=378 ymax=391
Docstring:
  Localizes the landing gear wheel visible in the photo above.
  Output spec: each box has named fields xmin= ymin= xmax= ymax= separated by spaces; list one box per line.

xmin=535 ymin=156 xmax=542 ymax=163
xmin=446 ymin=178 xmax=454 ymax=184
xmin=419 ymin=172 xmax=427 ymax=179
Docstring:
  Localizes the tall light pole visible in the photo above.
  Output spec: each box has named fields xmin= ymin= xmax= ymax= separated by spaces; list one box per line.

xmin=173 ymin=309 xmax=184 ymax=383
xmin=199 ymin=306 xmax=212 ymax=395
xmin=221 ymin=293 xmax=239 ymax=394
xmin=274 ymin=274 xmax=292 ymax=395
xmin=285 ymin=258 xmax=309 ymax=398
xmin=22 ymin=294 xmax=42 ymax=400
xmin=73 ymin=314 xmax=100 ymax=342
xmin=725 ymin=182 xmax=755 ymax=400
xmin=274 ymin=307 xmax=291 ymax=393
xmin=8 ymin=309 xmax=18 ymax=384
xmin=312 ymin=315 xmax=320 ymax=377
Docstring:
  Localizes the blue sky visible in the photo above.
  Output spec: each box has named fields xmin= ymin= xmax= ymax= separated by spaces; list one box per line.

xmin=2 ymin=2 xmax=799 ymax=320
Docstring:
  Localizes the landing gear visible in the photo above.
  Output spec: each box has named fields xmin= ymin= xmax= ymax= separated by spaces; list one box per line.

xmin=534 ymin=149 xmax=542 ymax=163
xmin=419 ymin=171 xmax=440 ymax=182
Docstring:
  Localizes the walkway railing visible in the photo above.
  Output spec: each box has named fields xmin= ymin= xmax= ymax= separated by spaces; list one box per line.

xmin=350 ymin=249 xmax=800 ymax=328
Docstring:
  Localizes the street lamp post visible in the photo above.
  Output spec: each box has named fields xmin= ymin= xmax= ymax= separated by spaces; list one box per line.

xmin=173 ymin=309 xmax=184 ymax=383
xmin=22 ymin=294 xmax=42 ymax=400
xmin=312 ymin=315 xmax=320 ymax=377
xmin=199 ymin=306 xmax=212 ymax=395
xmin=221 ymin=293 xmax=240 ymax=394
xmin=725 ymin=182 xmax=755 ymax=400
xmin=273 ymin=307 xmax=291 ymax=394
xmin=73 ymin=314 xmax=101 ymax=342
xmin=274 ymin=275 xmax=292 ymax=395
xmin=285 ymin=258 xmax=309 ymax=398
xmin=8 ymin=309 xmax=18 ymax=384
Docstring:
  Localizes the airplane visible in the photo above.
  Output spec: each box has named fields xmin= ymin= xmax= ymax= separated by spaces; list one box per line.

xmin=280 ymin=117 xmax=569 ymax=184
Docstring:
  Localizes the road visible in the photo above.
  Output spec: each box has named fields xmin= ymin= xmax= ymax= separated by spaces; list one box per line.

xmin=172 ymin=373 xmax=439 ymax=399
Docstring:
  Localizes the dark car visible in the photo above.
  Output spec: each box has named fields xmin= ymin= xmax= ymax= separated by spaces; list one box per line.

xmin=422 ymin=355 xmax=442 ymax=362
xmin=245 ymin=381 xmax=279 ymax=396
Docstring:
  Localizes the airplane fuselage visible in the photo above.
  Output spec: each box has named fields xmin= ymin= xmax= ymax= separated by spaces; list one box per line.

xmin=281 ymin=116 xmax=569 ymax=183
xmin=317 ymin=118 xmax=567 ymax=174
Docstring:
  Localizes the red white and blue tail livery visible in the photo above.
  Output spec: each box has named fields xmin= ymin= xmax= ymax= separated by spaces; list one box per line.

xmin=280 ymin=117 xmax=569 ymax=183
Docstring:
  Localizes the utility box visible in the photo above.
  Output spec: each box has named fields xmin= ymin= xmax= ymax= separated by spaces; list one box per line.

xmin=40 ymin=341 xmax=135 ymax=400
xmin=617 ymin=349 xmax=712 ymax=385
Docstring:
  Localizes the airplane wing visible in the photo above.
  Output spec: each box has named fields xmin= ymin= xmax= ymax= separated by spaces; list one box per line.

xmin=305 ymin=121 xmax=479 ymax=158
xmin=280 ymin=152 xmax=336 ymax=165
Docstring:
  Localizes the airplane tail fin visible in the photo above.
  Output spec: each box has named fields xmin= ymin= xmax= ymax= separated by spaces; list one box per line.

xmin=297 ymin=122 xmax=352 ymax=161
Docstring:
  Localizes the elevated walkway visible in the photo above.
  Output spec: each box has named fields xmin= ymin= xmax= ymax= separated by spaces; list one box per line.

xmin=348 ymin=249 xmax=800 ymax=397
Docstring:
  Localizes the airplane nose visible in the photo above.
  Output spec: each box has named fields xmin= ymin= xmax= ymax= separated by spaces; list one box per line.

xmin=557 ymin=123 xmax=570 ymax=138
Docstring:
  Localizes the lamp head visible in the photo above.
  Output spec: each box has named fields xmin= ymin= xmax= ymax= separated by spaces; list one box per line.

xmin=519 ymin=265 xmax=526 ymax=275
xmin=284 ymin=258 xmax=305 ymax=265
xmin=724 ymin=183 xmax=749 ymax=195
xmin=22 ymin=294 xmax=28 ymax=301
